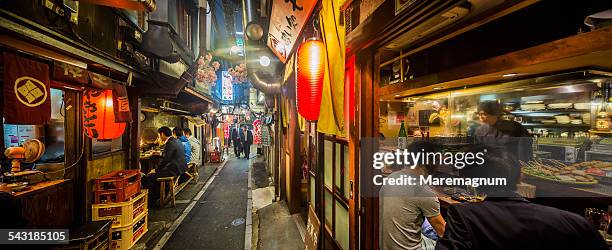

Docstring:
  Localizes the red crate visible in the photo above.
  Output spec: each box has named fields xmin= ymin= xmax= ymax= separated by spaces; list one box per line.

xmin=94 ymin=170 xmax=141 ymax=204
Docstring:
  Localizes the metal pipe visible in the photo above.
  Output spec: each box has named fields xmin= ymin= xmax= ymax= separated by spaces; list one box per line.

xmin=241 ymin=0 xmax=254 ymax=27
xmin=242 ymin=0 xmax=282 ymax=94
xmin=248 ymin=68 xmax=282 ymax=94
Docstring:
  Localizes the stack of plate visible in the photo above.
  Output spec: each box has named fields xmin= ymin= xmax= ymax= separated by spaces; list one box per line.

xmin=521 ymin=103 xmax=546 ymax=111
xmin=554 ymin=115 xmax=571 ymax=124
xmin=574 ymin=103 xmax=591 ymax=110
xmin=570 ymin=119 xmax=583 ymax=125
xmin=547 ymin=103 xmax=574 ymax=109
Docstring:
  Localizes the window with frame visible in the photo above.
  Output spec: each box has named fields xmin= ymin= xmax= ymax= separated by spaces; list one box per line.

xmin=322 ymin=136 xmax=350 ymax=250
xmin=178 ymin=1 xmax=192 ymax=50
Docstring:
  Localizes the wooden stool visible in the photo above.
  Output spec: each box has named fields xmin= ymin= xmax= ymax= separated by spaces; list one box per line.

xmin=156 ymin=177 xmax=178 ymax=207
xmin=187 ymin=163 xmax=198 ymax=181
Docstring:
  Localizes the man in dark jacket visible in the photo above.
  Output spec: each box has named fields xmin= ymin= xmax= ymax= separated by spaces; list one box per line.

xmin=435 ymin=154 xmax=607 ymax=250
xmin=231 ymin=124 xmax=242 ymax=158
xmin=239 ymin=125 xmax=253 ymax=159
xmin=142 ymin=126 xmax=187 ymax=206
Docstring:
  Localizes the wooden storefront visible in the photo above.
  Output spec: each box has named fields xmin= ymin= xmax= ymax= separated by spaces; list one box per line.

xmin=343 ymin=0 xmax=612 ymax=249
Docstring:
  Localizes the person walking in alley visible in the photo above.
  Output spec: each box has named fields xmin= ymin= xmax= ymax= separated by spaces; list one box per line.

xmin=183 ymin=128 xmax=201 ymax=167
xmin=173 ymin=127 xmax=192 ymax=165
xmin=142 ymin=127 xmax=187 ymax=206
xmin=240 ymin=125 xmax=253 ymax=159
xmin=231 ymin=124 xmax=242 ymax=158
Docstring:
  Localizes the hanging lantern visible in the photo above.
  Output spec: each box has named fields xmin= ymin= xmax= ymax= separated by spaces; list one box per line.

xmin=83 ymin=89 xmax=127 ymax=140
xmin=296 ymin=38 xmax=325 ymax=121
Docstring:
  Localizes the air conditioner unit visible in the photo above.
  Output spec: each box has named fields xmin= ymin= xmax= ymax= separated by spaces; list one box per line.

xmin=384 ymin=4 xmax=470 ymax=50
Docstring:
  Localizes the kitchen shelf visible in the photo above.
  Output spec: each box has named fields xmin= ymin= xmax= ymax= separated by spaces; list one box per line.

xmin=589 ymin=129 xmax=612 ymax=134
xmin=509 ymin=109 xmax=590 ymax=114
xmin=521 ymin=123 xmax=590 ymax=128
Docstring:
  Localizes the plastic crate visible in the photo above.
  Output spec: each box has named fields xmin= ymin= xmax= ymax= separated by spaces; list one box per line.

xmin=110 ymin=211 xmax=148 ymax=250
xmin=94 ymin=170 xmax=141 ymax=204
xmin=92 ymin=190 xmax=148 ymax=228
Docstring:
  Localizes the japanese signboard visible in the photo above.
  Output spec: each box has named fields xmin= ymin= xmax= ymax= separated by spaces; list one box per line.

xmin=304 ymin=205 xmax=321 ymax=250
xmin=253 ymin=119 xmax=262 ymax=145
xmin=267 ymin=0 xmax=318 ymax=63
xmin=222 ymin=71 xmax=233 ymax=101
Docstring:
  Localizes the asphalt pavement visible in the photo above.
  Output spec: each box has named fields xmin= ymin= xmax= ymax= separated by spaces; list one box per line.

xmin=163 ymin=157 xmax=249 ymax=250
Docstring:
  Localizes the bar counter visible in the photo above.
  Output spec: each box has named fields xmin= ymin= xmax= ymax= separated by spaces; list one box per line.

xmin=2 ymin=179 xmax=73 ymax=228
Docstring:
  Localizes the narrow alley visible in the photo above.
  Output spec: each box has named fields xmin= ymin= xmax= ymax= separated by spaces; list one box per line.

xmin=161 ymin=157 xmax=249 ymax=249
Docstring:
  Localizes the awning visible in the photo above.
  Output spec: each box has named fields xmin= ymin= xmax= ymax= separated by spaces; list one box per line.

xmin=183 ymin=115 xmax=207 ymax=126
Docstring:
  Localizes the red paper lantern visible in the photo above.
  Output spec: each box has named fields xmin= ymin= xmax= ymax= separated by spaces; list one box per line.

xmin=297 ymin=38 xmax=325 ymax=121
xmin=83 ymin=89 xmax=126 ymax=140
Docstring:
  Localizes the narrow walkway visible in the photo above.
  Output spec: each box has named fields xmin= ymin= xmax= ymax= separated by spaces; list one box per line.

xmin=163 ymin=157 xmax=249 ymax=249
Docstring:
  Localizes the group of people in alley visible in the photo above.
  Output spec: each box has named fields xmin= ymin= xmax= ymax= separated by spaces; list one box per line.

xmin=141 ymin=126 xmax=201 ymax=207
xmin=230 ymin=124 xmax=254 ymax=159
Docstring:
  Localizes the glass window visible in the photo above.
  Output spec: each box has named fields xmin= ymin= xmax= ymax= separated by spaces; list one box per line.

xmin=343 ymin=146 xmax=350 ymax=200
xmin=310 ymin=175 xmax=316 ymax=207
xmin=335 ymin=203 xmax=349 ymax=250
xmin=334 ymin=144 xmax=342 ymax=189
xmin=3 ymin=89 xmax=65 ymax=163
xmin=324 ymin=190 xmax=333 ymax=227
xmin=324 ymin=140 xmax=333 ymax=188
xmin=92 ymin=136 xmax=124 ymax=155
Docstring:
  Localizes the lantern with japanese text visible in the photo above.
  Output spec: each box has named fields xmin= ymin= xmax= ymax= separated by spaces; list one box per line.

xmin=296 ymin=38 xmax=325 ymax=121
xmin=83 ymin=89 xmax=126 ymax=140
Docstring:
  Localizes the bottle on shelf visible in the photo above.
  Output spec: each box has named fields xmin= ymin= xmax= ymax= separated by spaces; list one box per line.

xmin=398 ymin=120 xmax=407 ymax=149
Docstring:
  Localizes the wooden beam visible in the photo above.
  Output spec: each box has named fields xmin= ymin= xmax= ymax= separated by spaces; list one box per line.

xmin=380 ymin=26 xmax=612 ymax=99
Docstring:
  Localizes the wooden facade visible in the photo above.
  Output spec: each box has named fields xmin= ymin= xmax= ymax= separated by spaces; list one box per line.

xmin=343 ymin=0 xmax=612 ymax=249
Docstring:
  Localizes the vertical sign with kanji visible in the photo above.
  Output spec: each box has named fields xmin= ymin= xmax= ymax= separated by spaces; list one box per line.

xmin=304 ymin=205 xmax=321 ymax=250
xmin=267 ymin=0 xmax=318 ymax=63
xmin=222 ymin=71 xmax=233 ymax=101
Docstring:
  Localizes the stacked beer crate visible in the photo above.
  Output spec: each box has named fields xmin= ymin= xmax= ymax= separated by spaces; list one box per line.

xmin=92 ymin=170 xmax=148 ymax=250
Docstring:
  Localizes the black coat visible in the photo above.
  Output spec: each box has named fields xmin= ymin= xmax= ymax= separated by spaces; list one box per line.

xmin=231 ymin=127 xmax=240 ymax=142
xmin=436 ymin=196 xmax=607 ymax=250
xmin=157 ymin=137 xmax=187 ymax=177
xmin=239 ymin=130 xmax=253 ymax=146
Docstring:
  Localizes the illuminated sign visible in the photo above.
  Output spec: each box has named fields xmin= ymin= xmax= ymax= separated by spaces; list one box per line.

xmin=222 ymin=71 xmax=233 ymax=101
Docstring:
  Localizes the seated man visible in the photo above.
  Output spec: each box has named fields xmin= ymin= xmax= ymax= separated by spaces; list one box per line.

xmin=436 ymin=147 xmax=607 ymax=250
xmin=173 ymin=127 xmax=191 ymax=165
xmin=380 ymin=141 xmax=446 ymax=250
xmin=142 ymin=127 xmax=187 ymax=206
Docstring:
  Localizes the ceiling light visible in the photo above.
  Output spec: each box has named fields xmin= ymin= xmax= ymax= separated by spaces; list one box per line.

xmin=502 ymin=73 xmax=518 ymax=77
xmin=259 ymin=56 xmax=270 ymax=67
xmin=395 ymin=94 xmax=400 ymax=97
xmin=433 ymin=87 xmax=443 ymax=90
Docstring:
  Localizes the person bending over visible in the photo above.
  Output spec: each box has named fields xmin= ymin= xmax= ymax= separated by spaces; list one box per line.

xmin=436 ymin=149 xmax=606 ymax=250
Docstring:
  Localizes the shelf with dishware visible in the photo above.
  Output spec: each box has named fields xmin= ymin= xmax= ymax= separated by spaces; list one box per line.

xmin=521 ymin=123 xmax=591 ymax=128
xmin=509 ymin=109 xmax=591 ymax=115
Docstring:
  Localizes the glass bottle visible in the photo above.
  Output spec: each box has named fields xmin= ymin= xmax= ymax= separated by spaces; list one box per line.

xmin=398 ymin=121 xmax=407 ymax=149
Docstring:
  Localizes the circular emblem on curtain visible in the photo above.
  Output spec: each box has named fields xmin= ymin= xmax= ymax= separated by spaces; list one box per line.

xmin=14 ymin=76 xmax=48 ymax=107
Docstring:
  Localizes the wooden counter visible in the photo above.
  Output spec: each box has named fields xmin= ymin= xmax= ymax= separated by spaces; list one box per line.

xmin=11 ymin=179 xmax=67 ymax=197
xmin=4 ymin=179 xmax=73 ymax=228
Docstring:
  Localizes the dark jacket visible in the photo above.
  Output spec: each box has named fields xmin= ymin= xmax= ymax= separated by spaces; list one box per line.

xmin=157 ymin=137 xmax=187 ymax=177
xmin=436 ymin=196 xmax=607 ymax=250
xmin=231 ymin=127 xmax=240 ymax=143
xmin=239 ymin=129 xmax=253 ymax=146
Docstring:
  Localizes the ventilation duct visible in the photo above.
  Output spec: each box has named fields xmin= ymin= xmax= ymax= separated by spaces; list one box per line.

xmin=242 ymin=0 xmax=282 ymax=94
xmin=141 ymin=23 xmax=181 ymax=63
